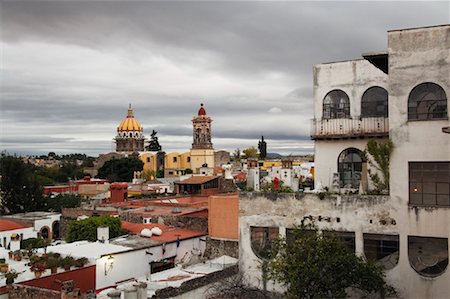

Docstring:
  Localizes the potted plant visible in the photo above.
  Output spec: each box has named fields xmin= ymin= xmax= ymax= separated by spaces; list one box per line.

xmin=30 ymin=263 xmax=46 ymax=278
xmin=61 ymin=256 xmax=75 ymax=271
xmin=2 ymin=269 xmax=24 ymax=285
xmin=0 ymin=259 xmax=8 ymax=273
xmin=13 ymin=250 xmax=22 ymax=261
xmin=45 ymin=257 xmax=60 ymax=274
xmin=74 ymin=257 xmax=88 ymax=268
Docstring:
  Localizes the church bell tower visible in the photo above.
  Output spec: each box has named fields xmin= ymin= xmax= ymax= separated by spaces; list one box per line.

xmin=190 ymin=103 xmax=215 ymax=172
xmin=192 ymin=103 xmax=213 ymax=149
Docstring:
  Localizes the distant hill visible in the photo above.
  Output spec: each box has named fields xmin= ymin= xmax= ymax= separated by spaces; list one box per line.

xmin=266 ymin=153 xmax=283 ymax=159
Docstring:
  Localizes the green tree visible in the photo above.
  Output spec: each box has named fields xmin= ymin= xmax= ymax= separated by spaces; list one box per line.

xmin=266 ymin=223 xmax=395 ymax=299
xmin=243 ymin=146 xmax=258 ymax=159
xmin=97 ymin=157 xmax=144 ymax=182
xmin=233 ymin=148 xmax=241 ymax=161
xmin=42 ymin=194 xmax=83 ymax=212
xmin=66 ymin=215 xmax=122 ymax=243
xmin=0 ymin=154 xmax=44 ymax=214
xmin=363 ymin=139 xmax=394 ymax=194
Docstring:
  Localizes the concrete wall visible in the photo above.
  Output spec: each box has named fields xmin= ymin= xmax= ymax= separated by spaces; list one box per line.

xmin=190 ymin=149 xmax=215 ymax=173
xmin=239 ymin=192 xmax=450 ymax=298
xmin=313 ymin=59 xmax=388 ymax=191
xmin=314 ymin=138 xmax=386 ymax=190
xmin=313 ymin=59 xmax=388 ymax=120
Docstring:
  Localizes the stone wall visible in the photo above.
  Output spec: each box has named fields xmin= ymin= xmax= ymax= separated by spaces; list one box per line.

xmin=8 ymin=285 xmax=60 ymax=299
xmin=152 ymin=264 xmax=238 ymax=298
xmin=121 ymin=212 xmax=208 ymax=232
xmin=203 ymin=237 xmax=239 ymax=259
xmin=219 ymin=178 xmax=237 ymax=193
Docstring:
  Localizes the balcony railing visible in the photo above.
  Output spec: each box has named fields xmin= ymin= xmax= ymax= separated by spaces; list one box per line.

xmin=311 ymin=117 xmax=389 ymax=140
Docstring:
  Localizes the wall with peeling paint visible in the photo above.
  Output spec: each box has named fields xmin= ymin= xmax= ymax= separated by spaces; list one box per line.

xmin=239 ymin=192 xmax=450 ymax=298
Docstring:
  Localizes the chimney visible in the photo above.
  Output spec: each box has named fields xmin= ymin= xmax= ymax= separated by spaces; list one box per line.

xmin=97 ymin=226 xmax=109 ymax=243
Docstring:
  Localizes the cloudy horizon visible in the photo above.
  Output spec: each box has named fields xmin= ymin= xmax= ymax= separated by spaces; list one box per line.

xmin=1 ymin=1 xmax=449 ymax=157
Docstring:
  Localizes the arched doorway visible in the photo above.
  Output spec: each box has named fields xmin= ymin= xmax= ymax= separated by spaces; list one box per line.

xmin=338 ymin=148 xmax=365 ymax=189
xmin=40 ymin=226 xmax=50 ymax=240
xmin=52 ymin=221 xmax=61 ymax=240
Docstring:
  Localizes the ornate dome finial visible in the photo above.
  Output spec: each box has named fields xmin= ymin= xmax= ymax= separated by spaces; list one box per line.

xmin=198 ymin=103 xmax=206 ymax=116
xmin=128 ymin=103 xmax=133 ymax=117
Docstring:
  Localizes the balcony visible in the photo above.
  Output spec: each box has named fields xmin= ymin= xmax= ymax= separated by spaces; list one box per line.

xmin=311 ymin=117 xmax=389 ymax=140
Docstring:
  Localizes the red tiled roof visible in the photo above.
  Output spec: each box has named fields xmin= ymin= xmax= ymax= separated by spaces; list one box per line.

xmin=150 ymin=228 xmax=207 ymax=243
xmin=175 ymin=176 xmax=218 ymax=185
xmin=121 ymin=221 xmax=171 ymax=235
xmin=0 ymin=219 xmax=32 ymax=232
xmin=121 ymin=221 xmax=206 ymax=243
xmin=183 ymin=209 xmax=208 ymax=217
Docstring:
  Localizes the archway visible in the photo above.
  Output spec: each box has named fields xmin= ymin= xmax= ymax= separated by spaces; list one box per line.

xmin=338 ymin=148 xmax=365 ymax=189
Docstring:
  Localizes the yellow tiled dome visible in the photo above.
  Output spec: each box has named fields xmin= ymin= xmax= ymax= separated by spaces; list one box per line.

xmin=117 ymin=104 xmax=143 ymax=132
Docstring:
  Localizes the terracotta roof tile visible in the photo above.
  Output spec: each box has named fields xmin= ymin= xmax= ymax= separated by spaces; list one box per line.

xmin=0 ymin=219 xmax=32 ymax=232
xmin=175 ymin=176 xmax=218 ymax=185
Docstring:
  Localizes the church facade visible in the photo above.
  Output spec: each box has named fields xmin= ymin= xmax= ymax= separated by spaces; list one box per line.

xmin=113 ymin=103 xmax=221 ymax=176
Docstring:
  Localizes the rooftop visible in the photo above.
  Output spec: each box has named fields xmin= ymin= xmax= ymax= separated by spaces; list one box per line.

xmin=175 ymin=176 xmax=218 ymax=185
xmin=97 ymin=255 xmax=238 ymax=299
xmin=0 ymin=219 xmax=32 ymax=232
xmin=46 ymin=241 xmax=131 ymax=259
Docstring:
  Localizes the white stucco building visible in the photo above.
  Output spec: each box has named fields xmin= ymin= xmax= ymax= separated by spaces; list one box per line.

xmin=240 ymin=25 xmax=450 ymax=299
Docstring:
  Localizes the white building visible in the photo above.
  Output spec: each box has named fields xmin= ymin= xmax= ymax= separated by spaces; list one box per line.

xmin=1 ymin=212 xmax=61 ymax=245
xmin=240 ymin=25 xmax=450 ymax=299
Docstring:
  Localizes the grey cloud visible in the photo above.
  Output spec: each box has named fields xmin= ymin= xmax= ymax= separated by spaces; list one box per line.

xmin=1 ymin=1 xmax=448 ymax=156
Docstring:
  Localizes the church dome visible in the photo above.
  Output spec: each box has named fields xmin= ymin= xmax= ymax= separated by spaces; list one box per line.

xmin=198 ymin=103 xmax=207 ymax=116
xmin=118 ymin=104 xmax=143 ymax=132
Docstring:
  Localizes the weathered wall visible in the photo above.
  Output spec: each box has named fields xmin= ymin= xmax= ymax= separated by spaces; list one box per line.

xmin=152 ymin=265 xmax=238 ymax=299
xmin=203 ymin=237 xmax=239 ymax=259
xmin=313 ymin=59 xmax=388 ymax=191
xmin=239 ymin=192 xmax=450 ymax=298
xmin=386 ymin=25 xmax=450 ymax=299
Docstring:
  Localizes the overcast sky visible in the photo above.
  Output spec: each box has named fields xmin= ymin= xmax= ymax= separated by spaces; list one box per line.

xmin=1 ymin=1 xmax=449 ymax=157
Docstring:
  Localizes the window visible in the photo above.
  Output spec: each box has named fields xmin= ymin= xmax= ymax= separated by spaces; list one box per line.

xmin=409 ymin=162 xmax=450 ymax=207
xmin=187 ymin=157 xmax=191 ymax=163
xmin=147 ymin=157 xmax=151 ymax=163
xmin=363 ymin=234 xmax=399 ymax=270
xmin=323 ymin=90 xmax=350 ymax=119
xmin=408 ymin=236 xmax=448 ymax=277
xmin=322 ymin=231 xmax=355 ymax=253
xmin=408 ymin=83 xmax=448 ymax=120
xmin=250 ymin=226 xmax=279 ymax=259
xmin=361 ymin=86 xmax=388 ymax=118
xmin=338 ymin=148 xmax=364 ymax=189
xmin=173 ymin=157 xmax=177 ymax=163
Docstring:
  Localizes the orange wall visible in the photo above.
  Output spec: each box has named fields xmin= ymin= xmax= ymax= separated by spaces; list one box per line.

xmin=208 ymin=193 xmax=239 ymax=241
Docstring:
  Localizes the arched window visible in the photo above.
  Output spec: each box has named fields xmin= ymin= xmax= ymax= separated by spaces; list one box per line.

xmin=361 ymin=86 xmax=388 ymax=118
xmin=338 ymin=148 xmax=364 ymax=188
xmin=408 ymin=83 xmax=448 ymax=120
xmin=323 ymin=90 xmax=350 ymax=119
xmin=408 ymin=236 xmax=448 ymax=277
xmin=250 ymin=226 xmax=278 ymax=259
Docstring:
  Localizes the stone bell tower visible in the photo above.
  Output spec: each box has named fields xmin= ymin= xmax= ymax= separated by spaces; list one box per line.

xmin=192 ymin=103 xmax=213 ymax=149
xmin=190 ymin=103 xmax=215 ymax=172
